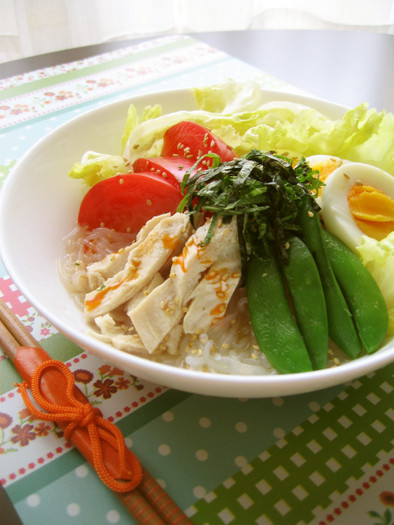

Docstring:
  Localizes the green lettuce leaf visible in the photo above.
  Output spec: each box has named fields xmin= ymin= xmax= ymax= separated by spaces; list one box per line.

xmin=120 ymin=103 xmax=162 ymax=151
xmin=68 ymin=151 xmax=130 ymax=187
xmin=69 ymin=104 xmax=163 ymax=186
xmin=141 ymin=104 xmax=162 ymax=121
xmin=356 ymin=232 xmax=394 ymax=335
xmin=243 ymin=103 xmax=394 ymax=175
xmin=122 ymin=82 xmax=394 ymax=177
xmin=194 ymin=80 xmax=265 ymax=113
xmin=121 ymin=104 xmax=139 ymax=152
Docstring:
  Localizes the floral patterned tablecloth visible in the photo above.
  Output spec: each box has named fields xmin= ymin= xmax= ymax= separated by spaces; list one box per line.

xmin=0 ymin=34 xmax=393 ymax=525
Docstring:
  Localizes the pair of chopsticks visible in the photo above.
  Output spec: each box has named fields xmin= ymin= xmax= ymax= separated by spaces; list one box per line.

xmin=0 ymin=298 xmax=191 ymax=525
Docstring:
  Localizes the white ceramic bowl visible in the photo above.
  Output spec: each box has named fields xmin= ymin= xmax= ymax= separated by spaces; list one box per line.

xmin=0 ymin=88 xmax=393 ymax=398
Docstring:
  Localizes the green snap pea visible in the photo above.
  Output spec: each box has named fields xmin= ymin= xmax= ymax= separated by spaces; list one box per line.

xmin=298 ymin=196 xmax=362 ymax=359
xmin=280 ymin=236 xmax=328 ymax=370
xmin=246 ymin=251 xmax=313 ymax=374
xmin=322 ymin=230 xmax=388 ymax=354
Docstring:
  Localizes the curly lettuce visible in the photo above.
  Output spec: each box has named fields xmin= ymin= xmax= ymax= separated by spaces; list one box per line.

xmin=68 ymin=151 xmax=130 ymax=187
xmin=244 ymin=103 xmax=394 ymax=175
xmin=356 ymin=232 xmax=394 ymax=335
xmin=69 ymin=81 xmax=394 ymax=189
xmin=121 ymin=103 xmax=162 ymax=151
xmin=69 ymin=103 xmax=163 ymax=186
xmin=121 ymin=82 xmax=393 ymax=176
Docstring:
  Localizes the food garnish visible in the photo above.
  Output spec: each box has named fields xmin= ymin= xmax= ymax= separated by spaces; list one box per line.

xmin=179 ymin=150 xmax=323 ymax=268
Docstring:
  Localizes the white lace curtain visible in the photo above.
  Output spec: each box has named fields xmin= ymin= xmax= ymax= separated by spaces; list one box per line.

xmin=1 ymin=0 xmax=394 ymax=64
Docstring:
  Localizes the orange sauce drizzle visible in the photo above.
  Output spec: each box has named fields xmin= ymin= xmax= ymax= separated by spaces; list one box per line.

xmin=162 ymin=234 xmax=178 ymax=251
xmin=85 ymin=261 xmax=141 ymax=311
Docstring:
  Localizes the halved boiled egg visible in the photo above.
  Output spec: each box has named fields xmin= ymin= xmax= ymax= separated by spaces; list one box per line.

xmin=320 ymin=162 xmax=394 ymax=250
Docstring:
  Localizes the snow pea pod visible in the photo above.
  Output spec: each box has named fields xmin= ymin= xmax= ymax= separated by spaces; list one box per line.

xmin=280 ymin=236 xmax=328 ymax=370
xmin=298 ymin=196 xmax=362 ymax=359
xmin=322 ymin=230 xmax=388 ymax=353
xmin=246 ymin=251 xmax=313 ymax=374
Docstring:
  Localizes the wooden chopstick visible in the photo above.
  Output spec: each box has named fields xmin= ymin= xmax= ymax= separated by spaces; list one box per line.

xmin=0 ymin=298 xmax=192 ymax=525
xmin=0 ymin=316 xmax=20 ymax=361
xmin=0 ymin=299 xmax=37 ymax=361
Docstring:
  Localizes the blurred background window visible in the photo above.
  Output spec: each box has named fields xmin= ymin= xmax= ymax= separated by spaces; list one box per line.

xmin=1 ymin=0 xmax=393 ymax=63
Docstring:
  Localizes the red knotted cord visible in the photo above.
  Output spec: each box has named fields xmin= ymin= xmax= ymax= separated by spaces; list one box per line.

xmin=18 ymin=359 xmax=143 ymax=493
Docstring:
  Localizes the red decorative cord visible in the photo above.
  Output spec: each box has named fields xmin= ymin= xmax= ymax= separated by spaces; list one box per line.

xmin=18 ymin=359 xmax=143 ymax=493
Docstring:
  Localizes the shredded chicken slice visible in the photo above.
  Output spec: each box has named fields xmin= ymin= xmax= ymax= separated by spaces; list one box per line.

xmin=183 ymin=220 xmax=241 ymax=333
xmin=130 ymin=217 xmax=239 ymax=353
xmin=126 ymin=273 xmax=164 ymax=317
xmin=86 ymin=213 xmax=170 ymax=290
xmin=155 ymin=322 xmax=184 ymax=355
xmin=92 ymin=314 xmax=148 ymax=355
xmin=84 ymin=213 xmax=192 ymax=320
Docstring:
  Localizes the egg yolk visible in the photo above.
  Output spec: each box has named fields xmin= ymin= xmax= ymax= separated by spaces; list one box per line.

xmin=348 ymin=185 xmax=394 ymax=240
xmin=312 ymin=159 xmax=344 ymax=195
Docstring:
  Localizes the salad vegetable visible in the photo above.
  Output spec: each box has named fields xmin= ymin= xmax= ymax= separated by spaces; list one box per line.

xmin=68 ymin=151 xmax=129 ymax=187
xmin=323 ymin=229 xmax=389 ymax=353
xmin=69 ymin=82 xmax=394 ymax=187
xmin=76 ymin=123 xmax=235 ymax=235
xmin=78 ymin=172 xmax=182 ymax=233
xmin=246 ymin=250 xmax=313 ymax=374
xmin=161 ymin=121 xmax=236 ymax=165
xmin=297 ymin=195 xmax=362 ymax=359
xmin=279 ymin=235 xmax=328 ymax=370
xmin=132 ymin=156 xmax=196 ymax=188
xmin=356 ymin=232 xmax=394 ymax=334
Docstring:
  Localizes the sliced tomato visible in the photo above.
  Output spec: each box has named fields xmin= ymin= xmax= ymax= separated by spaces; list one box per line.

xmin=132 ymin=156 xmax=197 ymax=187
xmin=78 ymin=173 xmax=183 ymax=234
xmin=161 ymin=121 xmax=236 ymax=167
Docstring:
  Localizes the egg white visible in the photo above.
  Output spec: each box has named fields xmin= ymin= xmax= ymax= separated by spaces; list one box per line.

xmin=320 ymin=162 xmax=394 ymax=250
xmin=306 ymin=154 xmax=347 ymax=171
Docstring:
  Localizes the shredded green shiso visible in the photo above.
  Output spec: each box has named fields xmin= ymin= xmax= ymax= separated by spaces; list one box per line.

xmin=178 ymin=150 xmax=323 ymax=272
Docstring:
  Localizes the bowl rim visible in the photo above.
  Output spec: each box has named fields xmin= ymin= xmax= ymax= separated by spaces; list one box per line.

xmin=1 ymin=86 xmax=393 ymax=398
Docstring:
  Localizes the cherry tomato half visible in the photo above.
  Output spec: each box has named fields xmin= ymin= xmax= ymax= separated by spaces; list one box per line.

xmin=78 ymin=172 xmax=183 ymax=234
xmin=132 ymin=156 xmax=196 ymax=188
xmin=161 ymin=121 xmax=236 ymax=167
